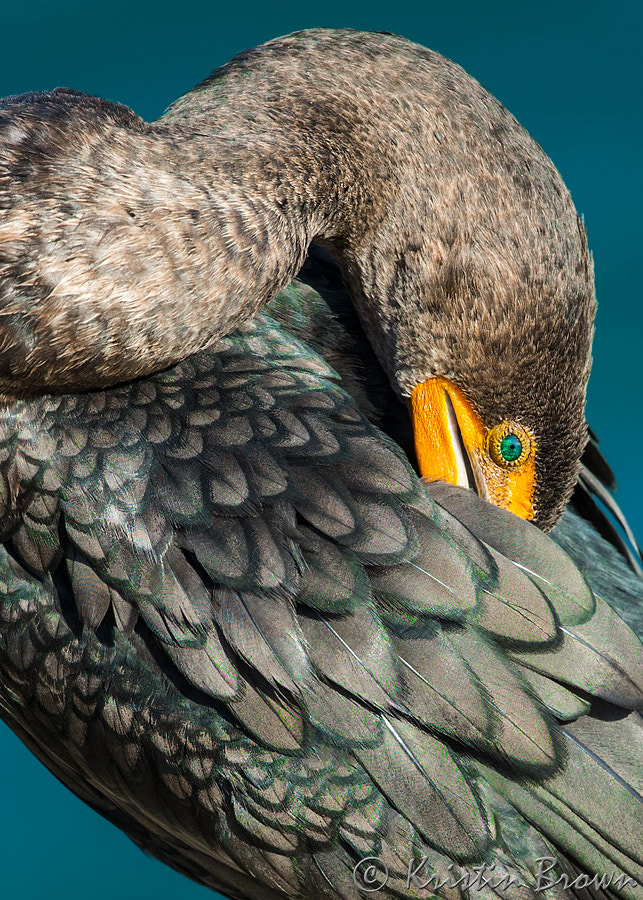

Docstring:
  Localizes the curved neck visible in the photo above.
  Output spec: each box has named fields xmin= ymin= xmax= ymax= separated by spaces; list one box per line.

xmin=0 ymin=29 xmax=588 ymax=402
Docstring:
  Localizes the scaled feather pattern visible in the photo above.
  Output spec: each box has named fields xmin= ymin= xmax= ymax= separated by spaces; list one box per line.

xmin=0 ymin=301 xmax=641 ymax=899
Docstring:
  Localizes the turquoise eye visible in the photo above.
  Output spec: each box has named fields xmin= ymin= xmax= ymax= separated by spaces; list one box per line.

xmin=500 ymin=433 xmax=522 ymax=463
xmin=487 ymin=421 xmax=532 ymax=468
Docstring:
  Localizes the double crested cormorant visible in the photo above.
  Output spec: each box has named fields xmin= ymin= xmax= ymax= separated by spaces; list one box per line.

xmin=0 ymin=29 xmax=641 ymax=900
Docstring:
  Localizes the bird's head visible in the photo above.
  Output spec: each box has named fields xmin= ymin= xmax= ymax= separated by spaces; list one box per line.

xmin=303 ymin=33 xmax=598 ymax=535
xmin=374 ymin=186 xmax=595 ymax=534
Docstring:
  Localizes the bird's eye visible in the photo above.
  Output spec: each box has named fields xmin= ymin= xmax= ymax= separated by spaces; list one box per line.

xmin=487 ymin=421 xmax=532 ymax=468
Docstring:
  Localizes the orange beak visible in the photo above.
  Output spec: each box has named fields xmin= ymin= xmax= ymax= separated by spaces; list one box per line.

xmin=410 ymin=376 xmax=536 ymax=521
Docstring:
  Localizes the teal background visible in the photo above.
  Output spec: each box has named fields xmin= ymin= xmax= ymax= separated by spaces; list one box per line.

xmin=0 ymin=1 xmax=640 ymax=897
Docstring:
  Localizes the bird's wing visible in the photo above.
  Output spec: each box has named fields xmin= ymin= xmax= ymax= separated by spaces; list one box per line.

xmin=0 ymin=306 xmax=642 ymax=900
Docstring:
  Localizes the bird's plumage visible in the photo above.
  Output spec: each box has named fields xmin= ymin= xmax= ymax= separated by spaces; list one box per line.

xmin=0 ymin=28 xmax=641 ymax=900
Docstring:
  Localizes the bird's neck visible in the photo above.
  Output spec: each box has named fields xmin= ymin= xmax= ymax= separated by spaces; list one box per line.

xmin=154 ymin=77 xmax=405 ymax=386
xmin=0 ymin=29 xmax=588 ymax=404
xmin=0 ymin=51 xmax=406 ymax=400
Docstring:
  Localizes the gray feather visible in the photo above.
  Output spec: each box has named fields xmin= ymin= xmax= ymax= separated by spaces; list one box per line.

xmin=428 ymin=483 xmax=595 ymax=625
xmin=355 ymin=716 xmax=490 ymax=859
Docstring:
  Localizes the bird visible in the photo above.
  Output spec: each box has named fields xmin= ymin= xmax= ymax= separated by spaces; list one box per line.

xmin=0 ymin=27 xmax=642 ymax=900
